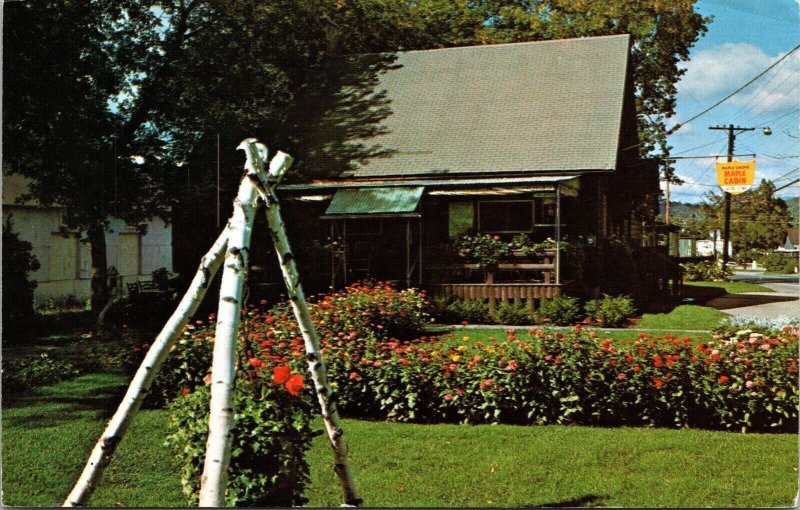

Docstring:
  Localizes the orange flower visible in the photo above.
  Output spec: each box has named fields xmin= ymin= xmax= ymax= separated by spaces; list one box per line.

xmin=272 ymin=365 xmax=291 ymax=385
xmin=285 ymin=374 xmax=304 ymax=396
xmin=717 ymin=375 xmax=729 ymax=384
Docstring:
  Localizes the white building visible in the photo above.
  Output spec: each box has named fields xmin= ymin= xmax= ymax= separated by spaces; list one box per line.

xmin=2 ymin=172 xmax=172 ymax=304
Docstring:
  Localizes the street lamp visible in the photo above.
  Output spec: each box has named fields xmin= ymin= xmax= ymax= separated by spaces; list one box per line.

xmin=708 ymin=124 xmax=771 ymax=267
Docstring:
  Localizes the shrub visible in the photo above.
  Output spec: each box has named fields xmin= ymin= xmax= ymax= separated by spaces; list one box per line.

xmin=536 ymin=296 xmax=583 ymax=325
xmin=759 ymin=252 xmax=798 ymax=274
xmin=311 ymin=280 xmax=431 ymax=339
xmin=681 ymin=261 xmax=732 ymax=281
xmin=2 ymin=354 xmax=81 ymax=398
xmin=491 ymin=302 xmax=533 ymax=325
xmin=165 ymin=367 xmax=314 ymax=507
xmin=447 ymin=299 xmax=492 ymax=324
xmin=2 ymin=217 xmax=40 ymax=343
xmin=584 ymin=295 xmax=636 ymax=327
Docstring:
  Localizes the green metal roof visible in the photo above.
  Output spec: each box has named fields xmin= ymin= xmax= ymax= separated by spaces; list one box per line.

xmin=324 ymin=186 xmax=424 ymax=216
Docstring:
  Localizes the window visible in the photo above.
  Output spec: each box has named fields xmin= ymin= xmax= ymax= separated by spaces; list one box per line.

xmin=50 ymin=234 xmax=79 ymax=281
xmin=448 ymin=202 xmax=474 ymax=238
xmin=478 ymin=200 xmax=533 ymax=233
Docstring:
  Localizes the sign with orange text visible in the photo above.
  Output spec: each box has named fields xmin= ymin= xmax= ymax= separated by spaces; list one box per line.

xmin=716 ymin=160 xmax=756 ymax=194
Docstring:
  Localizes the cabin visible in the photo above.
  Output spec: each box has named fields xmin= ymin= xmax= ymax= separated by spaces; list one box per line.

xmin=276 ymin=34 xmax=679 ymax=310
xmin=2 ymin=170 xmax=173 ymax=305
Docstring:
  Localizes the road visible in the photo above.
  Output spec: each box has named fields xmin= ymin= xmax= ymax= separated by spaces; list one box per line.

xmin=706 ymin=271 xmax=799 ymax=320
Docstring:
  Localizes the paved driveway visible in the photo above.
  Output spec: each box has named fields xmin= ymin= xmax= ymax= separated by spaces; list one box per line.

xmin=705 ymin=273 xmax=799 ymax=319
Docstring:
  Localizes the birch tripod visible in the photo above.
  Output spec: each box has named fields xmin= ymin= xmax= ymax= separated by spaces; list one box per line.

xmin=64 ymin=139 xmax=361 ymax=507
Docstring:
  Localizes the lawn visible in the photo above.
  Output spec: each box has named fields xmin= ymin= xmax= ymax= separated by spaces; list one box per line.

xmin=2 ymin=373 xmax=797 ymax=507
xmin=444 ymin=327 xmax=711 ymax=347
xmin=684 ymin=280 xmax=775 ymax=294
xmin=636 ymin=304 xmax=728 ymax=331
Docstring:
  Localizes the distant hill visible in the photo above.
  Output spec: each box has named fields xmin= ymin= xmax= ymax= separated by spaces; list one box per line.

xmin=659 ymin=201 xmax=701 ymax=220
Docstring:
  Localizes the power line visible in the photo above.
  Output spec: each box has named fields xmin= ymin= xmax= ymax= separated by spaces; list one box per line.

xmin=666 ymin=43 xmax=800 ymax=136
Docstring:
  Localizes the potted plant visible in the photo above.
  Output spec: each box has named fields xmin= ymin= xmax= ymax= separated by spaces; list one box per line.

xmin=509 ymin=233 xmax=533 ymax=259
xmin=454 ymin=234 xmax=511 ymax=270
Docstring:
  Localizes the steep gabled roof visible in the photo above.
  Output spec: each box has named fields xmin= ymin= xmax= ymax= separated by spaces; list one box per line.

xmin=296 ymin=34 xmax=633 ymax=181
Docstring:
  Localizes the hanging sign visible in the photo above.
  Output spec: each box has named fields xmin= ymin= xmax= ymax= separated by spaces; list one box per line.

xmin=716 ymin=159 xmax=756 ymax=194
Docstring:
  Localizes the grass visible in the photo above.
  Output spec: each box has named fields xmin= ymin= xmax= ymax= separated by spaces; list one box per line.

xmin=637 ymin=305 xmax=728 ymax=331
xmin=445 ymin=328 xmax=711 ymax=347
xmin=684 ymin=280 xmax=775 ymax=294
xmin=3 ymin=372 xmax=797 ymax=507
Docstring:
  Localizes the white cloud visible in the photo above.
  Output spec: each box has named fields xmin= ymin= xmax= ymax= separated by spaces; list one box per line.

xmin=678 ymin=43 xmax=800 ymax=114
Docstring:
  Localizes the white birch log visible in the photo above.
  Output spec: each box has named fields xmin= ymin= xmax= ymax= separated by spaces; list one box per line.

xmin=241 ymin=141 xmax=363 ymax=507
xmin=197 ymin=140 xmax=265 ymax=507
xmin=63 ymin=230 xmax=229 ymax=507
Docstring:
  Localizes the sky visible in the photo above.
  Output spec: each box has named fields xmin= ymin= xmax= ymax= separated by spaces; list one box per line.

xmin=666 ymin=0 xmax=800 ymax=203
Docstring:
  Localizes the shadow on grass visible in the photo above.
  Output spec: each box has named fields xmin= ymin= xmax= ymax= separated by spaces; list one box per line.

xmin=703 ymin=293 xmax=798 ymax=310
xmin=2 ymin=374 xmax=127 ymax=428
xmin=532 ymin=494 xmax=606 ymax=507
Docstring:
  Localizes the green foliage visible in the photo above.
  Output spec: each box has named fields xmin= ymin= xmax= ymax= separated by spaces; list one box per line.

xmin=696 ymin=181 xmax=793 ymax=254
xmin=585 ymin=295 xmax=636 ymax=327
xmin=2 ymin=217 xmax=40 ymax=342
xmin=491 ymin=302 xmax=533 ymax=325
xmin=759 ymin=252 xmax=798 ymax=274
xmin=432 ymin=297 xmax=492 ymax=325
xmin=681 ymin=261 xmax=732 ymax=281
xmin=536 ymin=296 xmax=583 ymax=325
xmin=164 ymin=377 xmax=314 ymax=507
xmin=327 ymin=326 xmax=799 ymax=431
xmin=311 ymin=280 xmax=432 ymax=339
xmin=2 ymin=354 xmax=81 ymax=398
xmin=454 ymin=234 xmax=512 ymax=270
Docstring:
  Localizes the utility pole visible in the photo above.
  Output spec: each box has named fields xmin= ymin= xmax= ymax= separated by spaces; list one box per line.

xmin=708 ymin=124 xmax=770 ymax=266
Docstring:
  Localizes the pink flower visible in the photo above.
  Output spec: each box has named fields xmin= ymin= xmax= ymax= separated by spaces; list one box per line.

xmin=444 ymin=393 xmax=453 ymax=402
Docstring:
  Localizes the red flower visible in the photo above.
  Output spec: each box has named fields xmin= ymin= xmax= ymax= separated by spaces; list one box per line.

xmin=285 ymin=374 xmax=304 ymax=396
xmin=717 ymin=375 xmax=729 ymax=384
xmin=181 ymin=387 xmax=190 ymax=397
xmin=632 ymin=365 xmax=641 ymax=373
xmin=249 ymin=357 xmax=265 ymax=369
xmin=652 ymin=376 xmax=664 ymax=389
xmin=617 ymin=373 xmax=626 ymax=380
xmin=444 ymin=393 xmax=453 ymax=402
xmin=272 ymin=365 xmax=291 ymax=385
xmin=348 ymin=371 xmax=360 ymax=380
xmin=653 ymin=355 xmax=663 ymax=368
xmin=480 ymin=379 xmax=494 ymax=391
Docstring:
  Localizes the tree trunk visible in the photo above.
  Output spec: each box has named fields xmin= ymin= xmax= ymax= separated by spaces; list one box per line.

xmin=242 ymin=141 xmax=362 ymax=507
xmin=87 ymin=224 xmax=109 ymax=313
xmin=197 ymin=141 xmax=263 ymax=507
xmin=63 ymin=230 xmax=229 ymax=507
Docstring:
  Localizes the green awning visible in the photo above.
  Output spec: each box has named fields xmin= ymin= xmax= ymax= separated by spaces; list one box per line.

xmin=324 ymin=186 xmax=424 ymax=217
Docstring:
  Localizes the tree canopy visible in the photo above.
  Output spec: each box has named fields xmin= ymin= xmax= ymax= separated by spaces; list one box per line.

xmin=4 ymin=0 xmax=709 ymax=306
xmin=695 ymin=180 xmax=793 ymax=254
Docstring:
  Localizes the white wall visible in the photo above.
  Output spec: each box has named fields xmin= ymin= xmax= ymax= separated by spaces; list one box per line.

xmin=3 ymin=206 xmax=172 ymax=304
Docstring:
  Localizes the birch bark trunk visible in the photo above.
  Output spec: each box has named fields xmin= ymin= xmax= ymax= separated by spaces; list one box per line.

xmin=241 ymin=141 xmax=362 ymax=506
xmin=63 ymin=230 xmax=229 ymax=507
xmin=197 ymin=140 xmax=264 ymax=507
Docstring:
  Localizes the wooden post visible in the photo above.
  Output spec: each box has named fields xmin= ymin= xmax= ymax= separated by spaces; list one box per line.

xmin=198 ymin=140 xmax=264 ymax=507
xmin=242 ymin=140 xmax=363 ymax=507
xmin=63 ymin=230 xmax=229 ymax=507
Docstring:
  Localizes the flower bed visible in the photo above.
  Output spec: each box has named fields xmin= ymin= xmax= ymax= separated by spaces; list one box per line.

xmin=158 ymin=280 xmax=798 ymax=433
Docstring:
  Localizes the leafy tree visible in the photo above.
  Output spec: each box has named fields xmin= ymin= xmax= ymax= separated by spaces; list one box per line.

xmin=697 ymin=180 xmax=792 ymax=253
xmin=472 ymin=0 xmax=710 ymax=158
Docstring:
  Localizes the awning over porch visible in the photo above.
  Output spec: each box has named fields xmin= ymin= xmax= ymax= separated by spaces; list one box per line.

xmin=322 ymin=186 xmax=424 ymax=218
